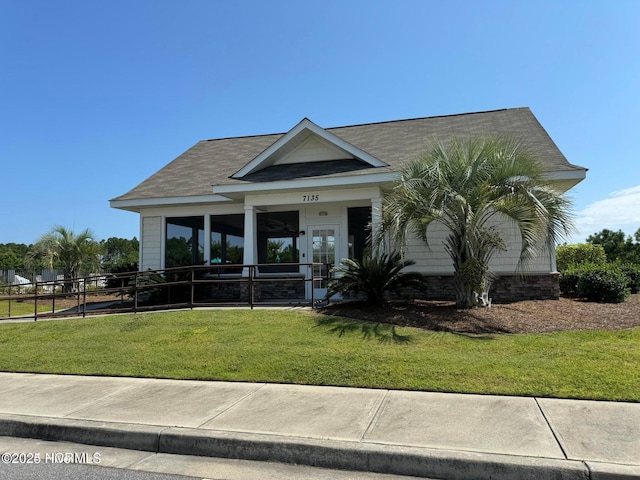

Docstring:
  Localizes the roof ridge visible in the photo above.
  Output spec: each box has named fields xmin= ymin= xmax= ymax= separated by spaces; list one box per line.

xmin=204 ymin=131 xmax=284 ymax=142
xmin=326 ymin=107 xmax=529 ymax=130
xmin=202 ymin=108 xmax=529 ymax=142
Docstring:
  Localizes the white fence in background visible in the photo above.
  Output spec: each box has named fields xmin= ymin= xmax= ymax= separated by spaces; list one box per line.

xmin=0 ymin=269 xmax=106 ymax=293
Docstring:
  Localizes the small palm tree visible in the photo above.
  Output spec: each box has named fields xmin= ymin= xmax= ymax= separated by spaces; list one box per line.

xmin=326 ymin=251 xmax=428 ymax=305
xmin=28 ymin=226 xmax=102 ymax=292
xmin=381 ymin=136 xmax=574 ymax=308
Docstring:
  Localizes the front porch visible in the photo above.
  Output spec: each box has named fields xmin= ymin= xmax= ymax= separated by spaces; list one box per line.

xmin=143 ymin=186 xmax=383 ymax=302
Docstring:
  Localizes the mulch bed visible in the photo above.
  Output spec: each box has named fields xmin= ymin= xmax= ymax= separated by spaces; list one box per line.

xmin=318 ymin=294 xmax=640 ymax=334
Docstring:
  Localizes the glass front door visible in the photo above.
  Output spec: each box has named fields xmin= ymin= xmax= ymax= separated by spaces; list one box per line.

xmin=308 ymin=225 xmax=339 ymax=300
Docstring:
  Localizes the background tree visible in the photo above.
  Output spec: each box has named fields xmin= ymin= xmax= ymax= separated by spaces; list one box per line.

xmin=27 ymin=226 xmax=102 ymax=292
xmin=100 ymin=237 xmax=139 ymax=271
xmin=380 ymin=136 xmax=573 ymax=308
xmin=586 ymin=228 xmax=640 ymax=264
xmin=0 ymin=248 xmax=22 ymax=270
xmin=0 ymin=243 xmax=30 ymax=269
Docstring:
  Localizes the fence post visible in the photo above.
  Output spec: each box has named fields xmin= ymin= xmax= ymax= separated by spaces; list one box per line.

xmin=82 ymin=277 xmax=87 ymax=318
xmin=34 ymin=280 xmax=38 ymax=321
xmin=249 ymin=265 xmax=254 ymax=310
xmin=311 ymin=264 xmax=315 ymax=308
xmin=134 ymin=272 xmax=138 ymax=313
xmin=190 ymin=268 xmax=195 ymax=310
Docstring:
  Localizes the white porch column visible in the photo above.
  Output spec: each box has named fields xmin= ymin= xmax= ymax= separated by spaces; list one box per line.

xmin=242 ymin=205 xmax=258 ymax=277
xmin=371 ymin=196 xmax=383 ymax=253
xmin=549 ymin=239 xmax=558 ymax=273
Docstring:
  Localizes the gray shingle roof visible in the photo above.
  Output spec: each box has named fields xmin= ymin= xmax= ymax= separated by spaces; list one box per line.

xmin=112 ymin=107 xmax=586 ymax=202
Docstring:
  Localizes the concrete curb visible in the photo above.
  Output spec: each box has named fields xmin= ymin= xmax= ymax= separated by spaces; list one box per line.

xmin=586 ymin=462 xmax=640 ymax=480
xmin=0 ymin=413 xmax=635 ymax=480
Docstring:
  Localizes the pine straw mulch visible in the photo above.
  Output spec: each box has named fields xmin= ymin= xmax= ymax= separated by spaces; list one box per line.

xmin=317 ymin=294 xmax=640 ymax=335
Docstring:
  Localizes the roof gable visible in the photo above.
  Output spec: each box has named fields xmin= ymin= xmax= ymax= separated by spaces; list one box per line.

xmin=231 ymin=118 xmax=388 ymax=178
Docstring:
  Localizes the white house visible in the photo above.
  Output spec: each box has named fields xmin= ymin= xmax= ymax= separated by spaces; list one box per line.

xmin=110 ymin=108 xmax=587 ymax=302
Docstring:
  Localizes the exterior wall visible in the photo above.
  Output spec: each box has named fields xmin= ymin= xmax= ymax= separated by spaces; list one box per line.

xmin=140 ymin=216 xmax=162 ymax=271
xmin=400 ymin=214 xmax=553 ymax=276
xmin=276 ymin=135 xmax=348 ymax=165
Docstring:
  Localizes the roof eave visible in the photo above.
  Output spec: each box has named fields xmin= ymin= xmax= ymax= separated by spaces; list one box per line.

xmin=544 ymin=169 xmax=588 ymax=192
xmin=109 ymin=194 xmax=233 ymax=212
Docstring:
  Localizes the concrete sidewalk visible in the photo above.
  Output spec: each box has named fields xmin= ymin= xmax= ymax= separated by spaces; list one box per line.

xmin=0 ymin=373 xmax=638 ymax=480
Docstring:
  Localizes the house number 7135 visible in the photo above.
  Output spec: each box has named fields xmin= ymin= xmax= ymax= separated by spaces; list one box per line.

xmin=303 ymin=195 xmax=319 ymax=202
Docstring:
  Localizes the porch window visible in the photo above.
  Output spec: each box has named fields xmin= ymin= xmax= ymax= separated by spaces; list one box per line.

xmin=166 ymin=216 xmax=205 ymax=268
xmin=258 ymin=211 xmax=299 ymax=273
xmin=348 ymin=207 xmax=371 ymax=261
xmin=210 ymin=214 xmax=244 ymax=272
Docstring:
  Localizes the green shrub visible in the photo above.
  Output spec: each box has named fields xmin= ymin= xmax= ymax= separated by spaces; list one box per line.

xmin=559 ymin=267 xmax=582 ymax=296
xmin=560 ymin=263 xmax=633 ymax=303
xmin=327 ymin=251 xmax=428 ymax=305
xmin=556 ymin=244 xmax=607 ymax=272
xmin=616 ymin=263 xmax=640 ymax=294
xmin=105 ymin=263 xmax=138 ymax=289
xmin=576 ymin=264 xmax=630 ymax=303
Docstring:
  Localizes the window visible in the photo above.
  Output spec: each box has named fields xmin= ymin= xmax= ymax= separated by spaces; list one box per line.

xmin=258 ymin=211 xmax=299 ymax=273
xmin=210 ymin=214 xmax=244 ymax=272
xmin=166 ymin=216 xmax=204 ymax=268
xmin=348 ymin=207 xmax=371 ymax=261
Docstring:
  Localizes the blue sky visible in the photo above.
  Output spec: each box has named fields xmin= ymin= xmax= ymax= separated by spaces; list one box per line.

xmin=1 ymin=0 xmax=639 ymax=245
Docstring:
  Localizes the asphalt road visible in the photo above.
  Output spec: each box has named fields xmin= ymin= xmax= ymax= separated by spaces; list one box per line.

xmin=0 ymin=463 xmax=197 ymax=480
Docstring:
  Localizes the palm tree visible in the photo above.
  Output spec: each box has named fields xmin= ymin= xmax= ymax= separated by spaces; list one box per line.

xmin=380 ymin=136 xmax=574 ymax=308
xmin=29 ymin=226 xmax=102 ymax=292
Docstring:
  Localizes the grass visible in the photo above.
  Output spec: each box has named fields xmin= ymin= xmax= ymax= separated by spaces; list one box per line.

xmin=0 ymin=309 xmax=638 ymax=402
xmin=0 ymin=299 xmax=51 ymax=317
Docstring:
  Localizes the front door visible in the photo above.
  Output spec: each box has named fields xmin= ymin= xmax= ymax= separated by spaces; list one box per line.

xmin=308 ymin=225 xmax=339 ymax=300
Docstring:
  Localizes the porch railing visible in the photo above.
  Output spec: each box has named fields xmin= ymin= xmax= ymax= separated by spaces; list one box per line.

xmin=0 ymin=263 xmax=332 ymax=322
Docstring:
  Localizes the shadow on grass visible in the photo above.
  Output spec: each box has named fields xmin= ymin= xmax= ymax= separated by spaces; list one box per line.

xmin=314 ymin=316 xmax=413 ymax=344
xmin=318 ymin=301 xmax=511 ymax=338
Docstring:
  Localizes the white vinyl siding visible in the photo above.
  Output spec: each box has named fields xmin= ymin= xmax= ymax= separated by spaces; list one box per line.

xmin=399 ymin=215 xmax=552 ymax=275
xmin=141 ymin=216 xmax=162 ymax=271
xmin=275 ymin=135 xmax=352 ymax=165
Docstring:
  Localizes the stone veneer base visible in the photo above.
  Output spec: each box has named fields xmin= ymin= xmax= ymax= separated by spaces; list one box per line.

xmin=412 ymin=273 xmax=560 ymax=303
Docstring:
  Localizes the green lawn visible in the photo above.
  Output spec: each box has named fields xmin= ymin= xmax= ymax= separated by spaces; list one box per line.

xmin=0 ymin=300 xmax=50 ymax=318
xmin=0 ymin=309 xmax=638 ymax=402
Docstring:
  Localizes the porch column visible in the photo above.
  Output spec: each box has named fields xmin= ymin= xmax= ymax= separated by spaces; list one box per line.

xmin=371 ymin=196 xmax=383 ymax=253
xmin=549 ymin=239 xmax=558 ymax=273
xmin=242 ymin=205 xmax=258 ymax=277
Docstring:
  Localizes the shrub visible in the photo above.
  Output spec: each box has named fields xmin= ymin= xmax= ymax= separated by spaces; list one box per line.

xmin=326 ymin=251 xmax=428 ymax=305
xmin=105 ymin=263 xmax=138 ymax=289
xmin=616 ymin=263 xmax=640 ymax=294
xmin=556 ymin=244 xmax=607 ymax=272
xmin=576 ymin=264 xmax=630 ymax=303
xmin=559 ymin=267 xmax=582 ymax=296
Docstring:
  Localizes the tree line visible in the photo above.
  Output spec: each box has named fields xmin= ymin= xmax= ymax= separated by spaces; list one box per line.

xmin=584 ymin=228 xmax=640 ymax=265
xmin=0 ymin=227 xmax=139 ymax=274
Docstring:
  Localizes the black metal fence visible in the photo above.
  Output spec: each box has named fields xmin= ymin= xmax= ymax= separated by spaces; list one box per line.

xmin=0 ymin=263 xmax=331 ymax=321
